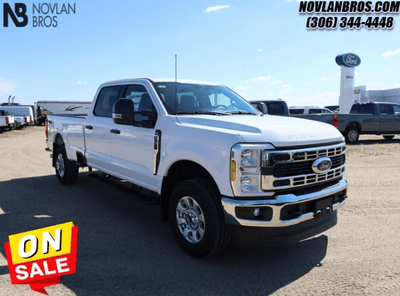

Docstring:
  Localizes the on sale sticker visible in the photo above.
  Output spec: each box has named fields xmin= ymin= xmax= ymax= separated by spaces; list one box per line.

xmin=4 ymin=222 xmax=78 ymax=295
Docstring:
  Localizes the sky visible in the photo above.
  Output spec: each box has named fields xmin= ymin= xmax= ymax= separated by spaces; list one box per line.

xmin=0 ymin=0 xmax=400 ymax=107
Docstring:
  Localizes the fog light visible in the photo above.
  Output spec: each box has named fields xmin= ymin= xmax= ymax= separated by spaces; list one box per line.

xmin=253 ymin=208 xmax=260 ymax=217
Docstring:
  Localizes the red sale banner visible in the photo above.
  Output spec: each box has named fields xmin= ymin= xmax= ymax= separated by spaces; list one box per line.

xmin=4 ymin=222 xmax=78 ymax=295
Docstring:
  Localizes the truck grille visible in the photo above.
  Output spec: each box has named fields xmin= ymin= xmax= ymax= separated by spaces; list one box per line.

xmin=274 ymin=154 xmax=345 ymax=177
xmin=261 ymin=143 xmax=346 ymax=190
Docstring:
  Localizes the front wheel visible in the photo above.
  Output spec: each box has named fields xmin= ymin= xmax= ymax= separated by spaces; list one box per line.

xmin=168 ymin=179 xmax=230 ymax=258
xmin=55 ymin=146 xmax=79 ymax=185
xmin=383 ymin=135 xmax=394 ymax=141
xmin=344 ymin=126 xmax=360 ymax=144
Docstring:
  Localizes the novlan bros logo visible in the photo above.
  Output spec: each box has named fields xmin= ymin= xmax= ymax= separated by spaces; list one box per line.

xmin=3 ymin=3 xmax=28 ymax=27
xmin=2 ymin=2 xmax=76 ymax=28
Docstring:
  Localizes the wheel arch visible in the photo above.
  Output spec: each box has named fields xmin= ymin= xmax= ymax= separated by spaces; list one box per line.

xmin=52 ymin=133 xmax=65 ymax=167
xmin=160 ymin=160 xmax=219 ymax=222
xmin=346 ymin=121 xmax=362 ymax=133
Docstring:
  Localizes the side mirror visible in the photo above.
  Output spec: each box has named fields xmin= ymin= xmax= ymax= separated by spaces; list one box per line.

xmin=113 ymin=99 xmax=134 ymax=125
xmin=253 ymin=102 xmax=268 ymax=114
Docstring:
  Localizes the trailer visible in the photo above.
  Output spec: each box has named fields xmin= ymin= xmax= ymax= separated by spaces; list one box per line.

xmin=35 ymin=101 xmax=92 ymax=125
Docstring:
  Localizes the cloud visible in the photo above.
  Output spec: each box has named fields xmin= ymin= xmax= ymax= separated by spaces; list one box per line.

xmin=237 ymin=86 xmax=250 ymax=90
xmin=0 ymin=77 xmax=17 ymax=97
xmin=204 ymin=5 xmax=230 ymax=13
xmin=367 ymin=82 xmax=385 ymax=89
xmin=280 ymin=84 xmax=296 ymax=94
xmin=248 ymin=76 xmax=271 ymax=82
xmin=257 ymin=48 xmax=262 ymax=52
xmin=320 ymin=76 xmax=331 ymax=81
xmin=392 ymin=84 xmax=400 ymax=88
xmin=269 ymin=80 xmax=283 ymax=85
xmin=382 ymin=49 xmax=400 ymax=57
xmin=77 ymin=80 xmax=88 ymax=85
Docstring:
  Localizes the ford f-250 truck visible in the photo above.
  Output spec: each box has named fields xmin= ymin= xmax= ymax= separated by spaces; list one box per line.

xmin=336 ymin=102 xmax=400 ymax=144
xmin=46 ymin=78 xmax=348 ymax=257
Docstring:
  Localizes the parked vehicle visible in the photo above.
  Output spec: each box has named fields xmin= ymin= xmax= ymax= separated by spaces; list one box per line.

xmin=324 ymin=105 xmax=339 ymax=112
xmin=46 ymin=78 xmax=348 ymax=257
xmin=35 ymin=100 xmax=92 ymax=125
xmin=0 ymin=106 xmax=33 ymax=127
xmin=336 ymin=102 xmax=400 ymax=144
xmin=0 ymin=106 xmax=31 ymax=129
xmin=290 ymin=106 xmax=334 ymax=115
xmin=248 ymin=99 xmax=290 ymax=116
xmin=0 ymin=110 xmax=15 ymax=132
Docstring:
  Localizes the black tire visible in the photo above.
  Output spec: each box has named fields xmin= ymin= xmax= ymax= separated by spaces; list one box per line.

xmin=344 ymin=126 xmax=360 ymax=144
xmin=36 ymin=119 xmax=43 ymax=126
xmin=383 ymin=135 xmax=394 ymax=140
xmin=168 ymin=179 xmax=230 ymax=258
xmin=55 ymin=146 xmax=79 ymax=185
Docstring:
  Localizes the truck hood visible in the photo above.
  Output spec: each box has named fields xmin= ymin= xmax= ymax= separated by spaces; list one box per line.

xmin=176 ymin=115 xmax=344 ymax=147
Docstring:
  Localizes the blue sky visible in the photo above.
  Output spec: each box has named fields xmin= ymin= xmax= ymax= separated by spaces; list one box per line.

xmin=1 ymin=0 xmax=400 ymax=107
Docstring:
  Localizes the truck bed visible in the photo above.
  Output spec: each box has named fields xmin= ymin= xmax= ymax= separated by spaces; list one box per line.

xmin=47 ymin=115 xmax=87 ymax=162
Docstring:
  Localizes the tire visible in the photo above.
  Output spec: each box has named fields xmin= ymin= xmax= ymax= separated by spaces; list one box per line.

xmin=344 ymin=126 xmax=360 ymax=144
xmin=168 ymin=179 xmax=230 ymax=258
xmin=383 ymin=135 xmax=394 ymax=140
xmin=36 ymin=119 xmax=43 ymax=126
xmin=55 ymin=146 xmax=79 ymax=185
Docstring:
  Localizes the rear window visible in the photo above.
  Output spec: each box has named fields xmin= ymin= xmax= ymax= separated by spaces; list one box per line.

xmin=289 ymin=109 xmax=304 ymax=114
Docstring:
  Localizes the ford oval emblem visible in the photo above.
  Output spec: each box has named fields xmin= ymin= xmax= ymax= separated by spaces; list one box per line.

xmin=312 ymin=157 xmax=332 ymax=174
xmin=335 ymin=53 xmax=361 ymax=68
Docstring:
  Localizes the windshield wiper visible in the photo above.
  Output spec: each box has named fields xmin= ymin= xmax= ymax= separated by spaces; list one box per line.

xmin=176 ymin=111 xmax=230 ymax=116
xmin=225 ymin=111 xmax=259 ymax=115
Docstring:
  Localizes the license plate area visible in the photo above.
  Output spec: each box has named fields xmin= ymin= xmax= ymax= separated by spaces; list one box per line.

xmin=314 ymin=197 xmax=333 ymax=219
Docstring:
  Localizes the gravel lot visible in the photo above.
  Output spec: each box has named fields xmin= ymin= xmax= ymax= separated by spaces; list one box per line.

xmin=1 ymin=127 xmax=400 ymax=296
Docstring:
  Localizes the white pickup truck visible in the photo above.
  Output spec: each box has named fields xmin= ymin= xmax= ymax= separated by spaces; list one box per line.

xmin=46 ymin=78 xmax=348 ymax=257
xmin=0 ymin=110 xmax=15 ymax=132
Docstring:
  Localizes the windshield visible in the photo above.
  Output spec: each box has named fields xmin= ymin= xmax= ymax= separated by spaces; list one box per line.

xmin=152 ymin=82 xmax=260 ymax=115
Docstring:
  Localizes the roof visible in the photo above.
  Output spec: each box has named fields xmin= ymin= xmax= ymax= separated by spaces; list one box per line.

xmin=101 ymin=78 xmax=219 ymax=87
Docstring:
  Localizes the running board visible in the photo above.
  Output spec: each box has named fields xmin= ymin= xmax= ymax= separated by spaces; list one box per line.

xmin=88 ymin=173 xmax=159 ymax=205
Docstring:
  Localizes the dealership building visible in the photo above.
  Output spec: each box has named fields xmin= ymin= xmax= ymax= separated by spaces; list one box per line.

xmin=354 ymin=86 xmax=400 ymax=105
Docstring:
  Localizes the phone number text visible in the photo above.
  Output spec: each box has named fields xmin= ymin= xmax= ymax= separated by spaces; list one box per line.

xmin=306 ymin=16 xmax=394 ymax=29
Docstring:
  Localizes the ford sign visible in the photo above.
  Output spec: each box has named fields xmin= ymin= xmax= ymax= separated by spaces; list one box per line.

xmin=312 ymin=157 xmax=332 ymax=174
xmin=335 ymin=53 xmax=361 ymax=68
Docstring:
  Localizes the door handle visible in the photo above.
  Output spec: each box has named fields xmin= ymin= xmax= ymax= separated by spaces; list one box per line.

xmin=110 ymin=129 xmax=120 ymax=134
xmin=85 ymin=125 xmax=93 ymax=130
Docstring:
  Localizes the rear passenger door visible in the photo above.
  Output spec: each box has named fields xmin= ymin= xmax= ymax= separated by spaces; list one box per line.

xmin=109 ymin=84 xmax=159 ymax=191
xmin=378 ymin=104 xmax=395 ymax=132
xmin=393 ymin=105 xmax=400 ymax=132
xmin=85 ymin=85 xmax=123 ymax=171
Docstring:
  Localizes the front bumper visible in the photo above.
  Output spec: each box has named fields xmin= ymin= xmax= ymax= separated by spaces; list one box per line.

xmin=221 ymin=178 xmax=347 ymax=227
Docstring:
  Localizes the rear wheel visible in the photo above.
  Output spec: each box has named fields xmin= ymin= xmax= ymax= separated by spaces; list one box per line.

xmin=55 ymin=146 xmax=79 ymax=185
xmin=383 ymin=135 xmax=394 ymax=140
xmin=168 ymin=179 xmax=230 ymax=258
xmin=344 ymin=126 xmax=360 ymax=144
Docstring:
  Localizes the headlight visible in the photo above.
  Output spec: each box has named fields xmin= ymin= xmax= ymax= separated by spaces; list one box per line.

xmin=230 ymin=143 xmax=275 ymax=197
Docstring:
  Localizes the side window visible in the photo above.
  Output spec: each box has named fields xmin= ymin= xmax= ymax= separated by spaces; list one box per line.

xmin=94 ymin=86 xmax=122 ymax=117
xmin=289 ymin=109 xmax=304 ymax=114
xmin=379 ymin=104 xmax=393 ymax=115
xmin=265 ymin=102 xmax=284 ymax=115
xmin=393 ymin=105 xmax=400 ymax=114
xmin=309 ymin=109 xmax=321 ymax=114
xmin=358 ymin=104 xmax=375 ymax=115
xmin=124 ymin=85 xmax=157 ymax=128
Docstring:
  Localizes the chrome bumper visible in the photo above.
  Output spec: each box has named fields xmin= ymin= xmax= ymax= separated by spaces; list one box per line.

xmin=221 ymin=178 xmax=347 ymax=227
